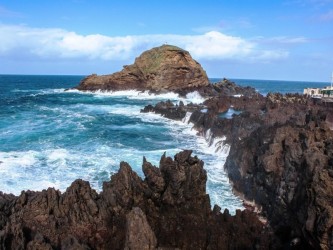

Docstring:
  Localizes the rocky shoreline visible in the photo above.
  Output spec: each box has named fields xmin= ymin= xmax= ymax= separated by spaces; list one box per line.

xmin=73 ymin=44 xmax=333 ymax=249
xmin=0 ymin=151 xmax=273 ymax=249
xmin=2 ymin=44 xmax=333 ymax=249
xmin=142 ymin=88 xmax=333 ymax=249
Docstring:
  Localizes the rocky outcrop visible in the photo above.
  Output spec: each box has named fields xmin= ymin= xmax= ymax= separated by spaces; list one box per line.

xmin=211 ymin=78 xmax=259 ymax=97
xmin=76 ymin=45 xmax=210 ymax=93
xmin=141 ymin=90 xmax=266 ymax=144
xmin=225 ymin=107 xmax=333 ymax=249
xmin=0 ymin=151 xmax=271 ymax=249
xmin=74 ymin=45 xmax=260 ymax=98
xmin=142 ymin=91 xmax=333 ymax=249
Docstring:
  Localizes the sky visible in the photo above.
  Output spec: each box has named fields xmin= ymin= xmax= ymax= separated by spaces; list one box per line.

xmin=0 ymin=0 xmax=333 ymax=81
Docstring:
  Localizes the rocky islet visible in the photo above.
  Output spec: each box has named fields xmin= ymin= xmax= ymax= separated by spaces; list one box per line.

xmin=76 ymin=44 xmax=210 ymax=94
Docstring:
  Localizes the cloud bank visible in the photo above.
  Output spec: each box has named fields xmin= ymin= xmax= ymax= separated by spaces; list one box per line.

xmin=0 ymin=24 xmax=293 ymax=64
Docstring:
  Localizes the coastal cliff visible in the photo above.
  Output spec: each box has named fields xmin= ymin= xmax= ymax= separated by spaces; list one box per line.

xmin=144 ymin=92 xmax=333 ymax=249
xmin=76 ymin=45 xmax=210 ymax=93
xmin=225 ymin=96 xmax=333 ymax=250
xmin=0 ymin=151 xmax=271 ymax=249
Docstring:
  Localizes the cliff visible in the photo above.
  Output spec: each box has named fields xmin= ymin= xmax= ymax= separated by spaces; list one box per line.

xmin=76 ymin=45 xmax=210 ymax=93
xmin=225 ymin=99 xmax=333 ymax=250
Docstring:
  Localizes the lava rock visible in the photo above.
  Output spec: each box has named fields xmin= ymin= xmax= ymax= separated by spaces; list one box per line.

xmin=0 ymin=151 xmax=271 ymax=249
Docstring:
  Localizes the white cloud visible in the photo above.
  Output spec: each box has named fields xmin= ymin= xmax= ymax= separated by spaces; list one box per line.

xmin=179 ymin=31 xmax=255 ymax=59
xmin=0 ymin=23 xmax=288 ymax=63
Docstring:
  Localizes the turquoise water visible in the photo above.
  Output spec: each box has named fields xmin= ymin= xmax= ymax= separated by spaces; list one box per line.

xmin=0 ymin=75 xmax=241 ymax=212
xmin=0 ymin=75 xmax=327 ymax=213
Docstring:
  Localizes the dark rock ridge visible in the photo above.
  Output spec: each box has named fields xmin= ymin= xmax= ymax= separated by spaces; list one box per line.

xmin=0 ymin=151 xmax=271 ymax=249
xmin=225 ymin=100 xmax=333 ymax=250
xmin=76 ymin=45 xmax=210 ymax=93
xmin=142 ymin=91 xmax=333 ymax=249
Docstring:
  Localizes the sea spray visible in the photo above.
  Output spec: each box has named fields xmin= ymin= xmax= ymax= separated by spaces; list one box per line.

xmin=182 ymin=112 xmax=192 ymax=124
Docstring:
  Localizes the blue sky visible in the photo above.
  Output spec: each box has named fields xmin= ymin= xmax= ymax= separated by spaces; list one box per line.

xmin=0 ymin=0 xmax=332 ymax=81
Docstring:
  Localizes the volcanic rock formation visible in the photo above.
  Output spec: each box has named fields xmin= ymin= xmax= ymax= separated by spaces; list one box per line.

xmin=224 ymin=98 xmax=333 ymax=250
xmin=76 ymin=45 xmax=210 ymax=93
xmin=143 ymin=91 xmax=333 ymax=249
xmin=0 ymin=151 xmax=271 ymax=249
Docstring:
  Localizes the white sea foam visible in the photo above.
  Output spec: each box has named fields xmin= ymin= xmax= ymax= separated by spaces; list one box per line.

xmin=0 ymin=148 xmax=118 ymax=194
xmin=1 ymin=86 xmax=243 ymax=214
xmin=0 ymin=142 xmax=175 ymax=195
xmin=20 ymin=88 xmax=67 ymax=97
xmin=12 ymin=89 xmax=39 ymax=93
xmin=182 ymin=112 xmax=192 ymax=124
xmin=70 ymin=89 xmax=207 ymax=104
xmin=87 ymin=90 xmax=181 ymax=101
xmin=139 ymin=111 xmax=176 ymax=124
xmin=0 ymin=151 xmax=37 ymax=170
xmin=183 ymin=91 xmax=207 ymax=104
xmin=167 ymin=114 xmax=244 ymax=212
xmin=107 ymin=104 xmax=142 ymax=116
xmin=64 ymin=88 xmax=81 ymax=93
xmin=197 ymin=141 xmax=241 ymax=212
xmin=127 ymin=91 xmax=180 ymax=101
xmin=46 ymin=148 xmax=69 ymax=168
xmin=40 ymin=88 xmax=66 ymax=94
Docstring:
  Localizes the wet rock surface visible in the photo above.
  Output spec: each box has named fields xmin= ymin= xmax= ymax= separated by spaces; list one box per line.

xmin=0 ymin=151 xmax=271 ymax=249
xmin=144 ymin=90 xmax=333 ymax=249
xmin=225 ymin=105 xmax=333 ymax=250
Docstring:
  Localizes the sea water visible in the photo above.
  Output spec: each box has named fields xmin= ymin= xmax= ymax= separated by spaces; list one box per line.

xmin=211 ymin=78 xmax=329 ymax=95
xmin=0 ymin=75 xmax=329 ymax=213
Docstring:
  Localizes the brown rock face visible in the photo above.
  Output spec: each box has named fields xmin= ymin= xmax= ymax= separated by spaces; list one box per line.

xmin=142 ymin=90 xmax=333 ymax=249
xmin=125 ymin=207 xmax=157 ymax=250
xmin=0 ymin=151 xmax=271 ymax=249
xmin=76 ymin=45 xmax=209 ymax=93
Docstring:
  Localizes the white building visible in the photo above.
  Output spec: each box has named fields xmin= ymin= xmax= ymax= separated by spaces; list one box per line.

xmin=303 ymin=88 xmax=322 ymax=97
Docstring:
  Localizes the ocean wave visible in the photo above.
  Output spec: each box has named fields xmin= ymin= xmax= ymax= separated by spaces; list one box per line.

xmin=68 ymin=89 xmax=206 ymax=104
xmin=12 ymin=88 xmax=66 ymax=96
xmin=183 ymin=91 xmax=206 ymax=104
xmin=1 ymin=85 xmax=243 ymax=213
xmin=0 ymin=148 xmax=117 ymax=195
xmin=166 ymin=115 xmax=244 ymax=211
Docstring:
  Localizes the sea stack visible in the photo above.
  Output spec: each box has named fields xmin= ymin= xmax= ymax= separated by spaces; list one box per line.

xmin=76 ymin=45 xmax=210 ymax=93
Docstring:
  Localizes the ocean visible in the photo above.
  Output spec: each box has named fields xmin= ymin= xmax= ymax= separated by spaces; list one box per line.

xmin=0 ymin=75 xmax=329 ymax=213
